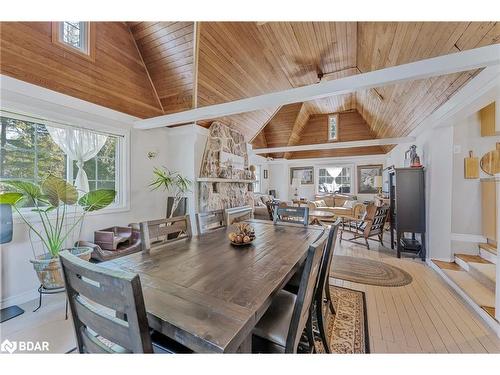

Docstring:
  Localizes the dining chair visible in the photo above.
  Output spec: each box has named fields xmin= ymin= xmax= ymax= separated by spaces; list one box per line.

xmin=314 ymin=221 xmax=340 ymax=353
xmin=59 ymin=250 xmax=191 ymax=353
xmin=273 ymin=206 xmax=309 ymax=226
xmin=139 ymin=215 xmax=191 ymax=252
xmin=251 ymin=230 xmax=328 ymax=353
xmin=196 ymin=209 xmax=226 ymax=234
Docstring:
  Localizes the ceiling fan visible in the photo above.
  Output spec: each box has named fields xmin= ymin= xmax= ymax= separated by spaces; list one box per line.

xmin=291 ymin=43 xmax=338 ymax=83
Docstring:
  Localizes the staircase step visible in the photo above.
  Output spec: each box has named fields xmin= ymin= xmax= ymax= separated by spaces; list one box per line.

xmin=454 ymin=253 xmax=491 ymax=271
xmin=468 ymin=262 xmax=496 ymax=292
xmin=479 ymin=243 xmax=497 ymax=265
xmin=431 ymin=260 xmax=495 ymax=314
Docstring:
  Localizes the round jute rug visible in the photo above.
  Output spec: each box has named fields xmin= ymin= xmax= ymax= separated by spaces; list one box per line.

xmin=331 ymin=255 xmax=413 ymax=287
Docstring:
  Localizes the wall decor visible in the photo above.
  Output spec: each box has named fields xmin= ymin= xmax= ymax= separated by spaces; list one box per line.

xmin=290 ymin=166 xmax=314 ymax=185
xmin=357 ymin=164 xmax=383 ymax=194
xmin=464 ymin=150 xmax=479 ymax=179
xmin=480 ymin=142 xmax=500 ymax=176
xmin=263 ymin=169 xmax=268 ymax=179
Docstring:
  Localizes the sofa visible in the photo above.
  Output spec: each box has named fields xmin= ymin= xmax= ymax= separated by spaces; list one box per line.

xmin=307 ymin=193 xmax=365 ymax=220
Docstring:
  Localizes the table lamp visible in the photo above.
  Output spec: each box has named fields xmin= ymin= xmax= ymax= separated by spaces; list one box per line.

xmin=291 ymin=177 xmax=301 ymax=199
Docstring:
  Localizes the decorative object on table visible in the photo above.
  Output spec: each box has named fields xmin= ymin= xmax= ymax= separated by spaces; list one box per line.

xmin=464 ymin=150 xmax=480 ymax=179
xmin=404 ymin=144 xmax=422 ymax=168
xmin=0 ymin=175 xmax=116 ymax=290
xmin=480 ymin=142 xmax=500 ymax=176
xmin=290 ymin=166 xmax=314 ymax=185
xmin=387 ymin=167 xmax=426 ymax=260
xmin=263 ymin=169 xmax=268 ymax=179
xmin=357 ymin=164 xmax=383 ymax=194
xmin=150 ymin=166 xmax=192 ymax=218
xmin=228 ymin=222 xmax=255 ymax=246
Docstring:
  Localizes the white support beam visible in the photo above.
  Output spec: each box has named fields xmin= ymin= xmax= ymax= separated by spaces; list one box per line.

xmin=134 ymin=44 xmax=500 ymax=129
xmin=253 ymin=136 xmax=416 ymax=154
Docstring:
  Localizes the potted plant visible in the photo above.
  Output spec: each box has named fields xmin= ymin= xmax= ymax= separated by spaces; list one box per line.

xmin=149 ymin=166 xmax=192 ymax=218
xmin=0 ymin=175 xmax=116 ymax=289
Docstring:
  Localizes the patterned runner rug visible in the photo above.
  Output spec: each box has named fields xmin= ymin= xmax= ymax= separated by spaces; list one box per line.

xmin=313 ymin=285 xmax=370 ymax=354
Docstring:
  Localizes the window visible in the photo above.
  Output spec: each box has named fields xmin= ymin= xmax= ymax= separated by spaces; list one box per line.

xmin=317 ymin=166 xmax=351 ymax=194
xmin=253 ymin=165 xmax=262 ymax=193
xmin=52 ymin=22 xmax=95 ymax=60
xmin=328 ymin=114 xmax=339 ymax=141
xmin=0 ymin=113 xmax=123 ymax=209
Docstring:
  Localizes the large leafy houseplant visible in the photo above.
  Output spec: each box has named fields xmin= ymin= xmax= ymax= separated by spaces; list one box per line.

xmin=0 ymin=174 xmax=116 ymax=258
xmin=149 ymin=167 xmax=191 ymax=218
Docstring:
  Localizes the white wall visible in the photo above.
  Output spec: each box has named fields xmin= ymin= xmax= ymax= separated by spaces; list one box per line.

xmin=0 ymin=77 xmax=171 ymax=306
xmin=266 ymin=155 xmax=386 ymax=201
xmin=451 ymin=110 xmax=500 ymax=253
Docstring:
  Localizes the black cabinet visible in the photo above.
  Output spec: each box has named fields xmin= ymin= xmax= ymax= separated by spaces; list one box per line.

xmin=388 ymin=167 xmax=426 ymax=260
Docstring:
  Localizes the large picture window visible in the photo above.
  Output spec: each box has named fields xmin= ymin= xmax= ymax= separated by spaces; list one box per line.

xmin=317 ymin=166 xmax=351 ymax=194
xmin=0 ymin=113 xmax=123 ymax=208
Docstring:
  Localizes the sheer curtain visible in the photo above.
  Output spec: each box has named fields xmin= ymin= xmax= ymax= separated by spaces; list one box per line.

xmin=46 ymin=125 xmax=107 ymax=193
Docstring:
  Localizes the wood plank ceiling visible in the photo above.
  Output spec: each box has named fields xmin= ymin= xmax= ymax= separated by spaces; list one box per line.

xmin=1 ymin=22 xmax=499 ymax=159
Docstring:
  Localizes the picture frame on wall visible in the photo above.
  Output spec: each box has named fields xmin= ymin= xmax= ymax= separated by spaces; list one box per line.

xmin=263 ymin=169 xmax=268 ymax=179
xmin=357 ymin=164 xmax=383 ymax=194
xmin=290 ymin=166 xmax=314 ymax=185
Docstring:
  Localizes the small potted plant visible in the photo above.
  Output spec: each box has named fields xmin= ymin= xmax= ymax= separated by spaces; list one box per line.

xmin=149 ymin=167 xmax=191 ymax=218
xmin=0 ymin=175 xmax=116 ymax=289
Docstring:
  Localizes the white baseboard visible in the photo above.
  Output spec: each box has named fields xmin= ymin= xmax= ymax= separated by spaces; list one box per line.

xmin=428 ymin=260 xmax=500 ymax=337
xmin=0 ymin=289 xmax=39 ymax=309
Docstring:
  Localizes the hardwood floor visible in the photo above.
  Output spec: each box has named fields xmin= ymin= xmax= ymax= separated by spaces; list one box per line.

xmin=2 ymin=236 xmax=499 ymax=353
xmin=333 ymin=240 xmax=500 ymax=353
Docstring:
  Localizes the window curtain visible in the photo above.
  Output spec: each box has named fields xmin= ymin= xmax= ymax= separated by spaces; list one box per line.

xmin=325 ymin=167 xmax=342 ymax=178
xmin=46 ymin=125 xmax=107 ymax=193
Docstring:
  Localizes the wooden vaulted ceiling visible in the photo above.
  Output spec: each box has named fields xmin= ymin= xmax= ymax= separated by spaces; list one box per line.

xmin=1 ymin=22 xmax=499 ymax=159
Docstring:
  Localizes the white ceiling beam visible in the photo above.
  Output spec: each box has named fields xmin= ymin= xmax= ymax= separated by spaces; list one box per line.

xmin=253 ymin=137 xmax=416 ymax=154
xmin=134 ymin=44 xmax=500 ymax=130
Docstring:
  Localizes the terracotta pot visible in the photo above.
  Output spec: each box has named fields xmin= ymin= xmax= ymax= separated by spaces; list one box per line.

xmin=30 ymin=247 xmax=92 ymax=290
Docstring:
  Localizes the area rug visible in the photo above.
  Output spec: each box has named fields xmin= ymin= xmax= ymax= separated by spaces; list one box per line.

xmin=313 ymin=286 xmax=369 ymax=354
xmin=331 ymin=255 xmax=413 ymax=287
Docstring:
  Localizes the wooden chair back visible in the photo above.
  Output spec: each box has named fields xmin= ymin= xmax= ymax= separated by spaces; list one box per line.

xmin=363 ymin=205 xmax=389 ymax=238
xmin=196 ymin=210 xmax=226 ymax=234
xmin=140 ymin=215 xmax=191 ymax=252
xmin=59 ymin=250 xmax=152 ymax=353
xmin=274 ymin=206 xmax=309 ymax=226
xmin=285 ymin=230 xmax=328 ymax=352
xmin=316 ymin=222 xmax=339 ymax=303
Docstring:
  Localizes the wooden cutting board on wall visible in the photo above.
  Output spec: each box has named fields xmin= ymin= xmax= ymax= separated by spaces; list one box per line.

xmin=480 ymin=143 xmax=500 ymax=176
xmin=464 ymin=151 xmax=479 ymax=179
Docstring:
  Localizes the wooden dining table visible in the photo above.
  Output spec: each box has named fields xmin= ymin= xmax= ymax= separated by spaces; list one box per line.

xmin=100 ymin=219 xmax=324 ymax=353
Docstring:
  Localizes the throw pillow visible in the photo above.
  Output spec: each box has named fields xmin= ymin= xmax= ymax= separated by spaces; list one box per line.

xmin=314 ymin=199 xmax=327 ymax=208
xmin=343 ymin=200 xmax=357 ymax=209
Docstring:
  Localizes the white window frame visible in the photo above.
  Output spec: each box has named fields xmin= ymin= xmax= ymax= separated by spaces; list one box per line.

xmin=51 ymin=22 xmax=95 ymax=61
xmin=316 ymin=164 xmax=353 ymax=194
xmin=327 ymin=114 xmax=339 ymax=142
xmin=253 ymin=165 xmax=262 ymax=193
xmin=0 ymin=110 xmax=130 ymax=221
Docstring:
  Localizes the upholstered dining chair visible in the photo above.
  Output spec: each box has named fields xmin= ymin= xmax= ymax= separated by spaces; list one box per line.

xmin=59 ymin=250 xmax=191 ymax=353
xmin=273 ymin=206 xmax=309 ymax=227
xmin=139 ymin=215 xmax=192 ymax=252
xmin=196 ymin=209 xmax=226 ymax=234
xmin=251 ymin=230 xmax=328 ymax=353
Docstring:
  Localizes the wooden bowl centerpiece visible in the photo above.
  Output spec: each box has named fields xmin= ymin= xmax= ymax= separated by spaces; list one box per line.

xmin=228 ymin=223 xmax=256 ymax=246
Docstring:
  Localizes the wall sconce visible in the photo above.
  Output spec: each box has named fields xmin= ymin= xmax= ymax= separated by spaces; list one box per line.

xmin=147 ymin=151 xmax=158 ymax=160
